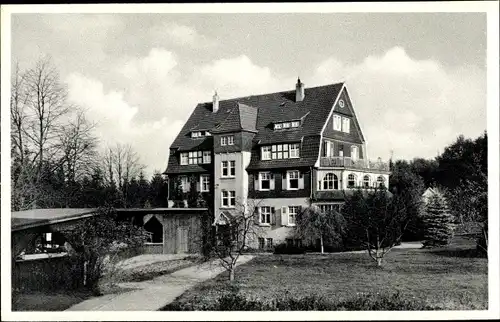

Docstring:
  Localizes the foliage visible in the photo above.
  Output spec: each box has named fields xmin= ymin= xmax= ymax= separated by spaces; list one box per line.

xmin=295 ymin=206 xmax=346 ymax=253
xmin=60 ymin=207 xmax=148 ymax=294
xmin=187 ymin=176 xmax=199 ymax=208
xmin=165 ymin=290 xmax=435 ymax=311
xmin=422 ymin=189 xmax=454 ymax=248
xmin=149 ymin=171 xmax=169 ymax=207
xmin=389 ymin=160 xmax=426 ymax=241
xmin=172 ymin=176 xmax=185 ymax=208
xmin=342 ymin=187 xmax=409 ymax=266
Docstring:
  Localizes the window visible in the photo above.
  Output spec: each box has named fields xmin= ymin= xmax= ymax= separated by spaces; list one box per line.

xmin=180 ymin=152 xmax=188 ymax=165
xmin=363 ymin=175 xmax=371 ymax=188
xmin=191 ymin=131 xmax=202 ymax=138
xmin=294 ymin=239 xmax=302 ymax=248
xmin=283 ymin=122 xmax=291 ymax=128
xmin=227 ymin=136 xmax=234 ymax=145
xmin=377 ymin=176 xmax=385 ymax=187
xmin=286 ymin=239 xmax=294 ymax=247
xmin=342 ymin=117 xmax=350 ymax=133
xmin=221 ymin=137 xmax=227 ymax=146
xmin=351 ymin=146 xmax=359 ymax=161
xmin=260 ymin=206 xmax=272 ymax=224
xmin=266 ymin=238 xmax=273 ymax=249
xmin=258 ymin=238 xmax=265 ymax=249
xmin=322 ymin=141 xmax=334 ymax=157
xmin=274 ymin=123 xmax=283 ymax=130
xmin=221 ymin=190 xmax=236 ymax=207
xmin=230 ymin=160 xmax=236 ymax=176
xmin=205 ymin=131 xmax=211 ymax=136
xmin=203 ymin=151 xmax=211 ymax=164
xmin=291 ymin=121 xmax=300 ymax=128
xmin=180 ymin=176 xmax=189 ymax=192
xmin=318 ymin=204 xmax=342 ymax=213
xmin=321 ymin=173 xmax=339 ymax=190
xmin=188 ymin=151 xmax=203 ymax=164
xmin=347 ymin=173 xmax=357 ymax=188
xmin=289 ymin=143 xmax=300 ymax=158
xmin=200 ymin=175 xmax=210 ymax=192
xmin=333 ymin=115 xmax=342 ymax=131
xmin=261 ymin=146 xmax=272 ymax=160
xmin=287 ymin=171 xmax=300 ymax=190
xmin=259 ymin=172 xmax=271 ymax=190
xmin=288 ymin=206 xmax=299 ymax=225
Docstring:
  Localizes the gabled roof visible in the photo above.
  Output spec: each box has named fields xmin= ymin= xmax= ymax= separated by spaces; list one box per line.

xmin=166 ymin=83 xmax=345 ymax=173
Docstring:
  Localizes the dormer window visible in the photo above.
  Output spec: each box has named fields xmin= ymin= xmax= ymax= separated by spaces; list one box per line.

xmin=221 ymin=135 xmax=234 ymax=146
xmin=274 ymin=123 xmax=283 ymax=130
xmin=274 ymin=120 xmax=300 ymax=131
xmin=191 ymin=131 xmax=202 ymax=138
xmin=291 ymin=121 xmax=300 ymax=128
xmin=282 ymin=122 xmax=291 ymax=129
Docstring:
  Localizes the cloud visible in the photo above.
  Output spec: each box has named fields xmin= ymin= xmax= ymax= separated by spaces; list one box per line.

xmin=64 ymin=46 xmax=485 ymax=176
xmin=150 ymin=22 xmax=217 ymax=48
xmin=311 ymin=46 xmax=486 ymax=160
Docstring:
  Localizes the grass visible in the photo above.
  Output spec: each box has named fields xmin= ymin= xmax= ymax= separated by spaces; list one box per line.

xmin=12 ymin=290 xmax=93 ymax=311
xmin=165 ymin=236 xmax=487 ymax=310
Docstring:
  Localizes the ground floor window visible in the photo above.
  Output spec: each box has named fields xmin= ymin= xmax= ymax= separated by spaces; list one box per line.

xmin=266 ymin=238 xmax=273 ymax=249
xmin=258 ymin=237 xmax=265 ymax=249
xmin=286 ymin=238 xmax=302 ymax=248
xmin=260 ymin=206 xmax=272 ymax=224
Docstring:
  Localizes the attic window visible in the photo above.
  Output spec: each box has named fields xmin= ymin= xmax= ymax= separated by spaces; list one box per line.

xmin=274 ymin=123 xmax=283 ymax=130
xmin=282 ymin=122 xmax=291 ymax=129
xmin=191 ymin=131 xmax=210 ymax=138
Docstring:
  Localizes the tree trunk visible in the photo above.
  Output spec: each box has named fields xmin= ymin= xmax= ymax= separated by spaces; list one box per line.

xmin=320 ymin=235 xmax=324 ymax=254
xmin=376 ymin=256 xmax=383 ymax=267
xmin=229 ymin=267 xmax=235 ymax=281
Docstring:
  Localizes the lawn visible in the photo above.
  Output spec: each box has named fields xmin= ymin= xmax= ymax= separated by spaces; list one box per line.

xmin=12 ymin=290 xmax=94 ymax=311
xmin=165 ymin=236 xmax=488 ymax=310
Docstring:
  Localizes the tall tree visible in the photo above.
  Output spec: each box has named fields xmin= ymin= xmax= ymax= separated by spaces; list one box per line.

xmin=150 ymin=171 xmax=168 ymax=207
xmin=422 ymin=188 xmax=454 ymax=248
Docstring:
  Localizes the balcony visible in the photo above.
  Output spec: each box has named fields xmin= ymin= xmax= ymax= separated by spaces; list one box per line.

xmin=319 ymin=156 xmax=390 ymax=171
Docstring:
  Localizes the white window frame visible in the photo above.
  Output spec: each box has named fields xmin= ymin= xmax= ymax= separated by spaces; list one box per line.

xmin=203 ymin=151 xmax=211 ymax=164
xmin=200 ymin=174 xmax=210 ymax=192
xmin=259 ymin=172 xmax=271 ymax=191
xmin=221 ymin=136 xmax=227 ymax=146
xmin=342 ymin=117 xmax=350 ymax=133
xmin=229 ymin=160 xmax=236 ymax=177
xmin=289 ymin=143 xmax=300 ymax=158
xmin=180 ymin=152 xmax=188 ymax=165
xmin=288 ymin=206 xmax=299 ymax=226
xmin=221 ymin=161 xmax=228 ymax=177
xmin=260 ymin=206 xmax=272 ymax=224
xmin=318 ymin=204 xmax=342 ymax=213
xmin=377 ymin=175 xmax=385 ymax=187
xmin=291 ymin=121 xmax=300 ymax=128
xmin=333 ymin=115 xmax=342 ymax=131
xmin=261 ymin=146 xmax=272 ymax=160
xmin=283 ymin=122 xmax=291 ymax=128
xmin=191 ymin=131 xmax=202 ymax=138
xmin=221 ymin=190 xmax=236 ymax=208
xmin=287 ymin=171 xmax=300 ymax=190
xmin=274 ymin=123 xmax=283 ymax=130
xmin=321 ymin=173 xmax=338 ymax=190
xmin=347 ymin=173 xmax=357 ymax=188
xmin=227 ymin=136 xmax=234 ymax=145
xmin=363 ymin=175 xmax=371 ymax=188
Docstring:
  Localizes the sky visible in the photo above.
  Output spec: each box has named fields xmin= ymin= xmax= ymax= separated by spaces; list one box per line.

xmin=10 ymin=12 xmax=487 ymax=177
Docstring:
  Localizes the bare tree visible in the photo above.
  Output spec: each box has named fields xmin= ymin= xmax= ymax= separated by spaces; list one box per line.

xmin=208 ymin=199 xmax=263 ymax=281
xmin=22 ymin=56 xmax=70 ymax=175
xmin=11 ymin=63 xmax=29 ymax=165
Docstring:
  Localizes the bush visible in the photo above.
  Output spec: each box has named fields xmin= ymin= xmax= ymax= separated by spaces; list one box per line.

xmin=422 ymin=190 xmax=454 ymax=248
xmin=273 ymin=243 xmax=306 ymax=255
xmin=164 ymin=291 xmax=436 ymax=311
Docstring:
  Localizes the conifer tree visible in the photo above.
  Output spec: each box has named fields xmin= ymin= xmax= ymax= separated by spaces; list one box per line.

xmin=422 ymin=189 xmax=454 ymax=247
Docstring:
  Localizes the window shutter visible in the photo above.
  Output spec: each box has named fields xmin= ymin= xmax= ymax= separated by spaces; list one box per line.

xmin=254 ymin=207 xmax=260 ymax=225
xmin=329 ymin=142 xmax=335 ymax=157
xmin=298 ymin=174 xmax=304 ymax=190
xmin=282 ymin=173 xmax=287 ymax=190
xmin=270 ymin=175 xmax=275 ymax=190
xmin=271 ymin=207 xmax=276 ymax=225
xmin=281 ymin=206 xmax=288 ymax=226
xmin=254 ymin=175 xmax=259 ymax=191
xmin=325 ymin=141 xmax=331 ymax=157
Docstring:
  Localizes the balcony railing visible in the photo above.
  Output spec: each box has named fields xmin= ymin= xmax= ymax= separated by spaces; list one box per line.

xmin=320 ymin=156 xmax=390 ymax=171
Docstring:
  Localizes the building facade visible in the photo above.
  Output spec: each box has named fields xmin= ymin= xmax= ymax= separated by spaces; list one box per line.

xmin=164 ymin=79 xmax=390 ymax=249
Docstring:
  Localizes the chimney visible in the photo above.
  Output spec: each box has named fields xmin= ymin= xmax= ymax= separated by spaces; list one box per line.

xmin=212 ymin=91 xmax=219 ymax=113
xmin=296 ymin=77 xmax=305 ymax=102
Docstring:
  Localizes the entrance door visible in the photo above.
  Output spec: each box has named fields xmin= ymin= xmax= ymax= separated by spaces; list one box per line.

xmin=176 ymin=227 xmax=189 ymax=253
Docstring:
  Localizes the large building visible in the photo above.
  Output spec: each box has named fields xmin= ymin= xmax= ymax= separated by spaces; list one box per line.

xmin=164 ymin=79 xmax=390 ymax=249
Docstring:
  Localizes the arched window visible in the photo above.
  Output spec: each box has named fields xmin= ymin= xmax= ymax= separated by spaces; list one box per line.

xmin=363 ymin=175 xmax=371 ymax=188
xmin=347 ymin=174 xmax=357 ymax=188
xmin=377 ymin=175 xmax=385 ymax=188
xmin=322 ymin=173 xmax=339 ymax=190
